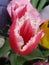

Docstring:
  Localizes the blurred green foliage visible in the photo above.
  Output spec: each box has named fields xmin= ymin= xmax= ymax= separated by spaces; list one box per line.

xmin=30 ymin=0 xmax=47 ymax=12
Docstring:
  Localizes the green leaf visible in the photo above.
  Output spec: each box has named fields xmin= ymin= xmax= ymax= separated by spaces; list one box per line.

xmin=23 ymin=47 xmax=44 ymax=61
xmin=42 ymin=50 xmax=49 ymax=57
xmin=9 ymin=53 xmax=17 ymax=65
xmin=30 ymin=0 xmax=39 ymax=8
xmin=17 ymin=56 xmax=26 ymax=65
xmin=9 ymin=52 xmax=26 ymax=65
xmin=37 ymin=0 xmax=47 ymax=12
xmin=0 ymin=39 xmax=10 ymax=57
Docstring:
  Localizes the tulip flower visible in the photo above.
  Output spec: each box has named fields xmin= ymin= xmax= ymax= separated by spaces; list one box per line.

xmin=40 ymin=21 xmax=49 ymax=49
xmin=7 ymin=0 xmax=44 ymax=55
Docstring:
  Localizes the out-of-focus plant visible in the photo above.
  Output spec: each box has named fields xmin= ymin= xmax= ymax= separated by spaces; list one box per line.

xmin=30 ymin=0 xmax=47 ymax=12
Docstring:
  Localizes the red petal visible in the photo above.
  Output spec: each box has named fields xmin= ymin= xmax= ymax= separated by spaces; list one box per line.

xmin=9 ymin=20 xmax=44 ymax=55
xmin=11 ymin=5 xmax=27 ymax=23
xmin=7 ymin=0 xmax=40 ymax=21
xmin=20 ymin=19 xmax=34 ymax=44
xmin=15 ymin=5 xmax=27 ymax=18
xmin=18 ymin=30 xmax=44 ymax=55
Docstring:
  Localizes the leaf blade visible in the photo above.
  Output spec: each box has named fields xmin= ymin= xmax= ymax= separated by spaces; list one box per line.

xmin=37 ymin=0 xmax=47 ymax=12
xmin=30 ymin=0 xmax=39 ymax=8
